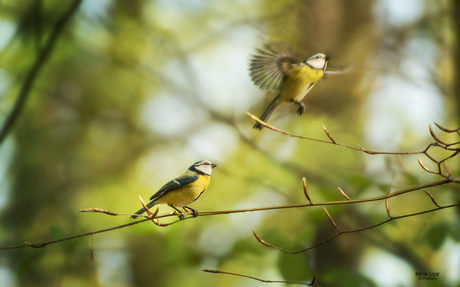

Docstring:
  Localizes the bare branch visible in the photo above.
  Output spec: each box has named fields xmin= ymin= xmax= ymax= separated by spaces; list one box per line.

xmin=0 ymin=0 xmax=83 ymax=145
xmin=252 ymin=203 xmax=460 ymax=254
xmin=79 ymin=208 xmax=120 ymax=216
xmin=247 ymin=114 xmax=460 ymax=179
xmin=246 ymin=112 xmax=430 ymax=155
xmin=78 ymin=208 xmax=149 ymax=218
xmin=202 ymin=269 xmax=318 ymax=286
xmin=1 ymin=175 xmax=456 ymax=251
xmin=252 ymin=231 xmax=286 ymax=251
xmin=2 ymin=219 xmax=149 ymax=250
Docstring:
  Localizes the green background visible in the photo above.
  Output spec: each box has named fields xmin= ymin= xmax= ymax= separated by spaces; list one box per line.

xmin=0 ymin=0 xmax=459 ymax=286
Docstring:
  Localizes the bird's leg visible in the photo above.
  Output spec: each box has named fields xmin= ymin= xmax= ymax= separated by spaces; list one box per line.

xmin=290 ymin=100 xmax=306 ymax=115
xmin=170 ymin=205 xmax=185 ymax=220
xmin=296 ymin=101 xmax=306 ymax=115
xmin=183 ymin=206 xmax=199 ymax=217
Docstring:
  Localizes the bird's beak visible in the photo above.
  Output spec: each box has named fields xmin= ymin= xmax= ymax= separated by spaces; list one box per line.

xmin=211 ymin=163 xmax=217 ymax=168
xmin=325 ymin=56 xmax=330 ymax=61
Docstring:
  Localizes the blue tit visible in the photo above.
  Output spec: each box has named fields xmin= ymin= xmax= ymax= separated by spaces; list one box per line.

xmin=250 ymin=43 xmax=329 ymax=129
xmin=132 ymin=160 xmax=216 ymax=219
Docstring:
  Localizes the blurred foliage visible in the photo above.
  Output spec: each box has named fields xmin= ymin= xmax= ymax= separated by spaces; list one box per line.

xmin=0 ymin=0 xmax=459 ymax=287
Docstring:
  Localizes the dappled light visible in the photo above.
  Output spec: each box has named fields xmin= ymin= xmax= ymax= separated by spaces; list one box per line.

xmin=0 ymin=1 xmax=459 ymax=286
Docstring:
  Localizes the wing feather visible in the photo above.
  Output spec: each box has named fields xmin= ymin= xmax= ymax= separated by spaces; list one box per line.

xmin=249 ymin=42 xmax=297 ymax=92
xmin=149 ymin=175 xmax=198 ymax=200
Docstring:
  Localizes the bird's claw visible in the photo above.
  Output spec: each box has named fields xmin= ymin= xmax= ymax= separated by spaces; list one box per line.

xmin=184 ymin=206 xmax=199 ymax=218
xmin=297 ymin=102 xmax=306 ymax=115
xmin=289 ymin=100 xmax=306 ymax=115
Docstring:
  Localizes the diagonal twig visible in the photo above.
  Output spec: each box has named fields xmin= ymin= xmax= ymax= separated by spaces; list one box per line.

xmin=202 ymin=269 xmax=318 ymax=286
xmin=0 ymin=0 xmax=82 ymax=145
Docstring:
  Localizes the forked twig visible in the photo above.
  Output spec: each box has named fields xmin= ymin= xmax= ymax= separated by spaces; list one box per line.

xmin=2 ymin=163 xmax=458 ymax=252
xmin=247 ymin=112 xmax=424 ymax=155
xmin=252 ymin=202 xmax=460 ymax=254
xmin=248 ymin=113 xmax=459 ymax=178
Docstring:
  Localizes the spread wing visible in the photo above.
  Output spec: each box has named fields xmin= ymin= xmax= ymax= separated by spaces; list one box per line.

xmin=150 ymin=174 xmax=198 ymax=200
xmin=249 ymin=42 xmax=297 ymax=92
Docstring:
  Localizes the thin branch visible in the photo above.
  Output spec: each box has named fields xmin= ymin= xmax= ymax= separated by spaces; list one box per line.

xmin=0 ymin=176 xmax=457 ymax=251
xmin=252 ymin=203 xmax=460 ymax=254
xmin=0 ymin=0 xmax=82 ymax=145
xmin=3 ymin=218 xmax=149 ymax=250
xmin=248 ymin=113 xmax=460 ymax=180
xmin=247 ymin=113 xmax=460 ymax=156
xmin=202 ymin=269 xmax=318 ymax=286
xmin=253 ymin=230 xmax=341 ymax=254
xmin=247 ymin=112 xmax=424 ymax=155
xmin=79 ymin=208 xmax=120 ymax=216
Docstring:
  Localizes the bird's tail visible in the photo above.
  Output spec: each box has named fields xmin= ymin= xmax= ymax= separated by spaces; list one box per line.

xmin=253 ymin=95 xmax=280 ymax=130
xmin=131 ymin=199 xmax=157 ymax=219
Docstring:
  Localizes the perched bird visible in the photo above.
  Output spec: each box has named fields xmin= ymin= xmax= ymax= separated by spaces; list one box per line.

xmin=131 ymin=160 xmax=216 ymax=219
xmin=250 ymin=43 xmax=329 ymax=129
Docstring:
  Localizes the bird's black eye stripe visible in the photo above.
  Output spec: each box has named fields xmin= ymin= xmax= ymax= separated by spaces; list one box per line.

xmin=190 ymin=165 xmax=208 ymax=175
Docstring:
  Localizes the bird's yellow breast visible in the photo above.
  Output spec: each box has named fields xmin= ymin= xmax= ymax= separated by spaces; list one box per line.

xmin=280 ymin=65 xmax=324 ymax=101
xmin=155 ymin=174 xmax=211 ymax=207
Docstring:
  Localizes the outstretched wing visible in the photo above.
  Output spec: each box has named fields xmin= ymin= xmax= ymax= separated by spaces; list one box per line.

xmin=249 ymin=42 xmax=297 ymax=92
xmin=150 ymin=174 xmax=198 ymax=200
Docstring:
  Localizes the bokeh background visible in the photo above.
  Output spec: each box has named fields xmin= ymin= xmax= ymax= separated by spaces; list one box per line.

xmin=0 ymin=0 xmax=459 ymax=286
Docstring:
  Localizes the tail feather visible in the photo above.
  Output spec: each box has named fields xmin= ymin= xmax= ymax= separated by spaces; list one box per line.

xmin=253 ymin=95 xmax=280 ymax=130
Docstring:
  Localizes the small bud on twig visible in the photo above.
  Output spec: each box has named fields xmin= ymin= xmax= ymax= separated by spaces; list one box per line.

xmin=385 ymin=190 xmax=392 ymax=218
xmin=302 ymin=177 xmax=313 ymax=205
xmin=417 ymin=158 xmax=437 ymax=174
xmin=429 ymin=125 xmax=447 ymax=145
xmin=434 ymin=122 xmax=457 ymax=133
xmin=337 ymin=187 xmax=351 ymax=200
xmin=322 ymin=125 xmax=336 ymax=144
